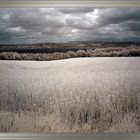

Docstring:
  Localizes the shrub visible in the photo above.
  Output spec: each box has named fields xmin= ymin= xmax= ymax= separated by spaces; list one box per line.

xmin=0 ymin=47 xmax=140 ymax=61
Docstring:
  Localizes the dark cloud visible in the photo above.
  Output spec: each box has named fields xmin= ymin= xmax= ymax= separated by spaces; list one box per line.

xmin=96 ymin=8 xmax=140 ymax=26
xmin=119 ymin=21 xmax=140 ymax=32
xmin=0 ymin=8 xmax=140 ymax=44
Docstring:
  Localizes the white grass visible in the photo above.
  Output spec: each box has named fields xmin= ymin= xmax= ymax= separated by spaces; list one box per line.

xmin=0 ymin=57 xmax=140 ymax=132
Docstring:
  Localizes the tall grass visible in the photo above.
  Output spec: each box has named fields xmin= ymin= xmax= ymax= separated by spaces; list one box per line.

xmin=0 ymin=88 xmax=140 ymax=132
xmin=0 ymin=58 xmax=140 ymax=132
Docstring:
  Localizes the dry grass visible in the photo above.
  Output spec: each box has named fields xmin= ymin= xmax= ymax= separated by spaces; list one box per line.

xmin=0 ymin=58 xmax=140 ymax=132
xmin=0 ymin=91 xmax=140 ymax=133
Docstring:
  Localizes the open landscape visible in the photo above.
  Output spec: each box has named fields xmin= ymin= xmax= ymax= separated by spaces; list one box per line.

xmin=0 ymin=57 xmax=140 ymax=132
xmin=1 ymin=8 xmax=140 ymax=133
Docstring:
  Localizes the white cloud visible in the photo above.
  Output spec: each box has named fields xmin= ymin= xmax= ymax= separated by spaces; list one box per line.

xmin=2 ymin=14 xmax=10 ymax=20
xmin=5 ymin=27 xmax=26 ymax=33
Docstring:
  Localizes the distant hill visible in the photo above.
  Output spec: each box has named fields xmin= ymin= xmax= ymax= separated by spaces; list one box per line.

xmin=0 ymin=41 xmax=140 ymax=54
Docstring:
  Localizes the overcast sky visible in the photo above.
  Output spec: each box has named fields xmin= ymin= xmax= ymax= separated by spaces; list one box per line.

xmin=0 ymin=8 xmax=140 ymax=44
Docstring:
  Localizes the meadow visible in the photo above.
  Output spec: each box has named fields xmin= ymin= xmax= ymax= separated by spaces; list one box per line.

xmin=0 ymin=57 xmax=140 ymax=132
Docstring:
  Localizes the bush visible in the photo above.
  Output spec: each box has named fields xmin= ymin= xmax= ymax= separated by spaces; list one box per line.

xmin=0 ymin=47 xmax=140 ymax=61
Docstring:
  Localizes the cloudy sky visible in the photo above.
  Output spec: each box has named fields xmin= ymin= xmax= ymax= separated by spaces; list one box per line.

xmin=0 ymin=8 xmax=140 ymax=44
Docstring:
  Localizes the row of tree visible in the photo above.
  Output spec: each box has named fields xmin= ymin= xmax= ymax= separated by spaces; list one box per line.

xmin=0 ymin=47 xmax=140 ymax=61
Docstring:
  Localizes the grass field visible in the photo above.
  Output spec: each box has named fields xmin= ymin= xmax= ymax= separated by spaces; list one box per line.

xmin=0 ymin=57 xmax=140 ymax=132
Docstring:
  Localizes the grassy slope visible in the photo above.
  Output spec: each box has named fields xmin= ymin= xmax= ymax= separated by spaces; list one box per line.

xmin=0 ymin=57 xmax=140 ymax=132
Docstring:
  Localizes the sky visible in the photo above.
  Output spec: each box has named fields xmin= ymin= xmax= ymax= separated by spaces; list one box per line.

xmin=0 ymin=8 xmax=140 ymax=44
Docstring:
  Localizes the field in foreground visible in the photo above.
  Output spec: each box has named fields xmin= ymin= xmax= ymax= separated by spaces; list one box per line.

xmin=0 ymin=57 xmax=140 ymax=133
